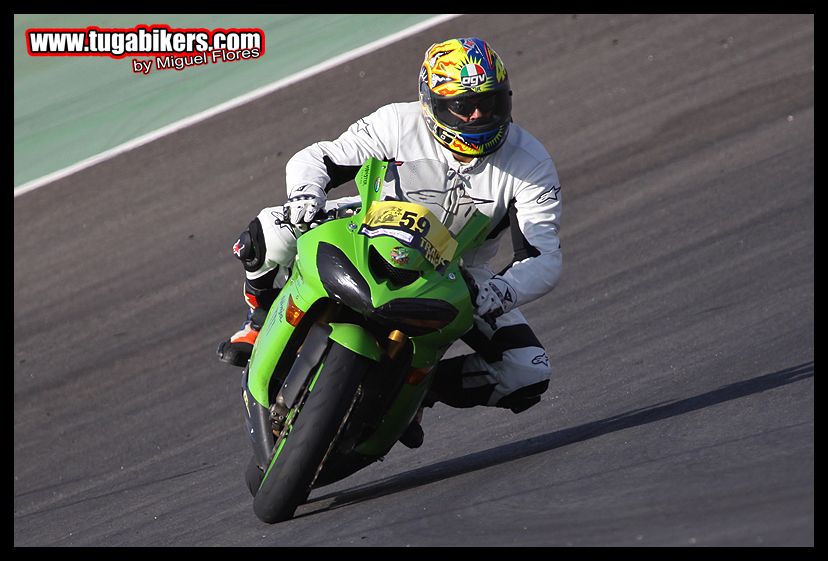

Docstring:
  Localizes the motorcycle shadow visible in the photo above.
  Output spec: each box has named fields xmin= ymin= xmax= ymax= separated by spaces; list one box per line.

xmin=298 ymin=361 xmax=813 ymax=518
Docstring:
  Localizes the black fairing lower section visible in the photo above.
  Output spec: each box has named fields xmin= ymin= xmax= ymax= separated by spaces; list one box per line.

xmin=374 ymin=298 xmax=458 ymax=336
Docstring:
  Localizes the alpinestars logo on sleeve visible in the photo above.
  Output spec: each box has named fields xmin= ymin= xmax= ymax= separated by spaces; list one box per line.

xmin=355 ymin=118 xmax=373 ymax=139
xmin=536 ymin=184 xmax=561 ymax=204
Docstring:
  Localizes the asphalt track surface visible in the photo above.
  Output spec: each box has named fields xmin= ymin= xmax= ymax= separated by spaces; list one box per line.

xmin=14 ymin=14 xmax=813 ymax=546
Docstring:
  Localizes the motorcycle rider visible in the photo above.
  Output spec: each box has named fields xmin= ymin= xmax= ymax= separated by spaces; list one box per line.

xmin=218 ymin=37 xmax=562 ymax=448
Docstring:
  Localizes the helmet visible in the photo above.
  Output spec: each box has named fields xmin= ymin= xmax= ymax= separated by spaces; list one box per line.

xmin=419 ymin=37 xmax=512 ymax=158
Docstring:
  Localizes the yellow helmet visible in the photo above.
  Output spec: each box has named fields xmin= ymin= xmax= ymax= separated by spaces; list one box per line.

xmin=419 ymin=38 xmax=512 ymax=157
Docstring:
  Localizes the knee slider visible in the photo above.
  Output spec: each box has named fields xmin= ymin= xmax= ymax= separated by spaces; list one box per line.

xmin=233 ymin=218 xmax=267 ymax=273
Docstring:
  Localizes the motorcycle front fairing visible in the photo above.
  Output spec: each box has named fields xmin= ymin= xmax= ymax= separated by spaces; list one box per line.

xmin=242 ymin=157 xmax=492 ymax=466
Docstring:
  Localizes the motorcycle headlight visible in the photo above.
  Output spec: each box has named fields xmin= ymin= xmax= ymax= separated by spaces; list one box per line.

xmin=316 ymin=242 xmax=372 ymax=314
xmin=316 ymin=242 xmax=459 ymax=336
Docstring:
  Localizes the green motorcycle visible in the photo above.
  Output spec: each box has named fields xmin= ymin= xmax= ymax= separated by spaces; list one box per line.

xmin=240 ymin=157 xmax=491 ymax=523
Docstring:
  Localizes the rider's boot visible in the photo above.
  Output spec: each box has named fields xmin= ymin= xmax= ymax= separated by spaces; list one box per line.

xmin=216 ymin=305 xmax=269 ymax=366
xmin=216 ymin=276 xmax=280 ymax=366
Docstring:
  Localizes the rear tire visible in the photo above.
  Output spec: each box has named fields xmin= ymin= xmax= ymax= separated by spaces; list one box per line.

xmin=252 ymin=341 xmax=369 ymax=523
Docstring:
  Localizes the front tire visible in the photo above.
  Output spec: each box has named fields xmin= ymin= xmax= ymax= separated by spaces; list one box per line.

xmin=252 ymin=341 xmax=369 ymax=523
xmin=245 ymin=455 xmax=264 ymax=497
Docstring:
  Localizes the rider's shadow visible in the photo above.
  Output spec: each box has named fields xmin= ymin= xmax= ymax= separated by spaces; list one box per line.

xmin=302 ymin=361 xmax=813 ymax=515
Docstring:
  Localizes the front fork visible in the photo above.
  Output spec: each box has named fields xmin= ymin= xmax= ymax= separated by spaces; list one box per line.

xmin=241 ymin=319 xmax=427 ymax=468
xmin=241 ymin=323 xmax=334 ymax=469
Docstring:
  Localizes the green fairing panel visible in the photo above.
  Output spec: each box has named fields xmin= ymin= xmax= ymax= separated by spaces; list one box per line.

xmin=328 ymin=323 xmax=382 ymax=362
xmin=245 ymin=157 xmax=489 ymax=409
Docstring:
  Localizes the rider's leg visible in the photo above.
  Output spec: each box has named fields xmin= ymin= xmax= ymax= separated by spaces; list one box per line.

xmin=399 ymin=306 xmax=552 ymax=448
xmin=399 ymin=266 xmax=553 ymax=449
xmin=217 ymin=207 xmax=297 ymax=366
xmin=425 ymin=307 xmax=553 ymax=412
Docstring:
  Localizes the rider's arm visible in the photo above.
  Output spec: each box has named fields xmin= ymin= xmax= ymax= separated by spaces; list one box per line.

xmin=497 ymin=158 xmax=563 ymax=308
xmin=285 ymin=103 xmax=400 ymax=195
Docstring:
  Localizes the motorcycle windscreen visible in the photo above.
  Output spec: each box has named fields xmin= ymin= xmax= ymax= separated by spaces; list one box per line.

xmin=381 ymin=159 xmax=482 ymax=237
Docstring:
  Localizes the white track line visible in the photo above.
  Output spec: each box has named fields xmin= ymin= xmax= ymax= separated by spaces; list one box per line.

xmin=14 ymin=14 xmax=461 ymax=198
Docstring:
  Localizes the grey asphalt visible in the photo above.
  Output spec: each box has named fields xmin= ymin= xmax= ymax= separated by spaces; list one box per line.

xmin=13 ymin=14 xmax=813 ymax=546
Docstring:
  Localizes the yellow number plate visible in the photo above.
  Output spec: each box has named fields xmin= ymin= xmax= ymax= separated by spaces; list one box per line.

xmin=360 ymin=201 xmax=457 ymax=270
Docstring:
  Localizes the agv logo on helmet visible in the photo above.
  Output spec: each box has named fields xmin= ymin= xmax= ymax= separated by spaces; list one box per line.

xmin=460 ymin=63 xmax=487 ymax=89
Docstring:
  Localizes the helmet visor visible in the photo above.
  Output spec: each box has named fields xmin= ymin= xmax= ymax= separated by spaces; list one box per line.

xmin=432 ymin=89 xmax=511 ymax=133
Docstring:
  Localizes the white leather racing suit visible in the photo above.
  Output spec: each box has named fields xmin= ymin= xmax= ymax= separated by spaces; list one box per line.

xmin=251 ymin=101 xmax=562 ymax=410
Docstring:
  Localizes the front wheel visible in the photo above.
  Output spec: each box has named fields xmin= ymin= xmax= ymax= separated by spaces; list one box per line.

xmin=252 ymin=340 xmax=369 ymax=523
xmin=245 ymin=455 xmax=264 ymax=497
